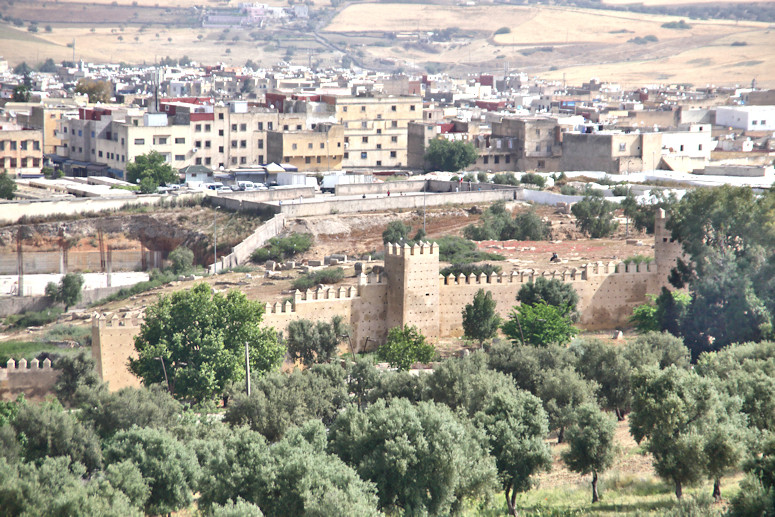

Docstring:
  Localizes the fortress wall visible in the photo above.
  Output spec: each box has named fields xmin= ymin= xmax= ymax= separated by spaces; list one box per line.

xmin=91 ymin=313 xmax=143 ymax=391
xmin=351 ymin=278 xmax=389 ymax=353
xmin=0 ymin=358 xmax=59 ymax=401
xmin=385 ymin=242 xmax=441 ymax=340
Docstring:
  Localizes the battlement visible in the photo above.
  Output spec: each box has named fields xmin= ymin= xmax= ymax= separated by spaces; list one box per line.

xmin=385 ymin=241 xmax=438 ymax=257
xmin=92 ymin=311 xmax=145 ymax=329
xmin=358 ymin=272 xmax=386 ymax=286
xmin=1 ymin=357 xmax=53 ymax=372
xmin=440 ymin=261 xmax=657 ymax=286
xmin=264 ymin=285 xmax=359 ymax=315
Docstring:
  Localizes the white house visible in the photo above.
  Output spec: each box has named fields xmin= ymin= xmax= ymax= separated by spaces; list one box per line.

xmin=716 ymin=106 xmax=775 ymax=131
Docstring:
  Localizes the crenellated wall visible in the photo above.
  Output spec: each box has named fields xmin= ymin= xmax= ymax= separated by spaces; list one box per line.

xmin=91 ymin=312 xmax=143 ymax=391
xmin=0 ymin=357 xmax=59 ymax=401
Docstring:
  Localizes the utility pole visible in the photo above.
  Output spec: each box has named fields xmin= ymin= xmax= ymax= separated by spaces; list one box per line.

xmin=213 ymin=206 xmax=219 ymax=274
xmin=245 ymin=342 xmax=251 ymax=396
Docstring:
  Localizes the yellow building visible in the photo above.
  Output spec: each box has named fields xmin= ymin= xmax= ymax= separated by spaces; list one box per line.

xmin=267 ymin=123 xmax=344 ymax=172
xmin=0 ymin=129 xmax=43 ymax=175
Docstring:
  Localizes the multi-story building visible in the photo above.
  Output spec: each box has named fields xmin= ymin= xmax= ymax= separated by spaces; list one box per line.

xmin=0 ymin=129 xmax=44 ymax=176
xmin=491 ymin=116 xmax=563 ymax=171
xmin=320 ymin=93 xmax=422 ymax=168
xmin=560 ymin=131 xmax=662 ymax=174
xmin=266 ymin=123 xmax=344 ymax=171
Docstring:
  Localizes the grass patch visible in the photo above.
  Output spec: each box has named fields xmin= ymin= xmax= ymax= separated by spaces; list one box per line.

xmin=291 ymin=267 xmax=345 ymax=291
xmin=43 ymin=324 xmax=91 ymax=346
xmin=0 ymin=340 xmax=84 ymax=365
xmin=251 ymin=233 xmax=313 ymax=263
xmin=4 ymin=307 xmax=63 ymax=329
xmin=91 ymin=270 xmax=176 ymax=306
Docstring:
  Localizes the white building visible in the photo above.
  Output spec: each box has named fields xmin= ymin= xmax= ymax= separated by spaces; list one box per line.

xmin=716 ymin=106 xmax=775 ymax=131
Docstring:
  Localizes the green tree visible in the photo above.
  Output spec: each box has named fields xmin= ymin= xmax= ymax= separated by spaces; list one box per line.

xmin=210 ymin=499 xmax=264 ymax=517
xmin=12 ymin=84 xmax=30 ymax=102
xmin=622 ymin=189 xmax=677 ymax=234
xmin=104 ymin=427 xmax=200 ymax=515
xmin=167 ymin=246 xmax=194 ymax=275
xmin=75 ymin=78 xmax=113 ymax=103
xmin=53 ymin=350 xmax=101 ymax=406
xmin=377 ymin=324 xmax=435 ymax=370
xmin=382 ymin=220 xmax=412 ymax=244
xmin=0 ymin=171 xmax=17 ymax=200
xmin=517 ymin=277 xmax=579 ymax=320
xmin=538 ymin=367 xmax=598 ymax=443
xmin=129 ymin=283 xmax=285 ymax=404
xmin=571 ymin=195 xmax=620 ymax=238
xmin=562 ymin=403 xmax=618 ymax=503
xmin=328 ymin=398 xmax=497 ymax=516
xmin=125 ymin=150 xmax=178 ymax=190
xmin=729 ymin=435 xmax=775 ymax=516
xmin=37 ymin=58 xmax=57 ymax=73
xmin=573 ymin=339 xmax=632 ymax=420
xmin=12 ymin=401 xmax=103 ymax=472
xmin=462 ymin=289 xmax=502 ymax=346
xmin=629 ymin=366 xmax=724 ymax=499
xmin=624 ymin=331 xmax=690 ymax=371
xmin=285 ymin=316 xmax=348 ymax=366
xmin=424 ymin=138 xmax=478 ymax=172
xmin=46 ymin=272 xmax=84 ymax=311
xmin=487 ymin=341 xmax=575 ymax=395
xmin=502 ymin=301 xmax=578 ymax=347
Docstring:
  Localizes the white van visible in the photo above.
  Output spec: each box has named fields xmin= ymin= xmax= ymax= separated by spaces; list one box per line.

xmin=237 ymin=181 xmax=255 ymax=191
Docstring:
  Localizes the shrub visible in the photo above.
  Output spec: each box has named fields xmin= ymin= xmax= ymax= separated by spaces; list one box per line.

xmin=434 ymin=235 xmax=504 ymax=263
xmin=5 ymin=307 xmax=63 ymax=329
xmin=492 ymin=173 xmax=520 ymax=186
xmin=250 ymin=233 xmax=313 ymax=263
xmin=91 ymin=270 xmax=176 ymax=306
xmin=292 ymin=267 xmax=345 ymax=291
xmin=521 ymin=173 xmax=546 ymax=188
xmin=167 ymin=246 xmax=194 ymax=275
xmin=661 ymin=19 xmax=691 ymax=29
xmin=494 ymin=26 xmax=511 ymax=35
xmin=377 ymin=325 xmax=435 ymax=370
xmin=560 ymin=185 xmax=580 ymax=195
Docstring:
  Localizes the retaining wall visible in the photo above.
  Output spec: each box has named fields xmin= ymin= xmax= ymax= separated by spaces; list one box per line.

xmin=335 ymin=180 xmax=426 ymax=196
xmin=210 ymin=214 xmax=286 ymax=273
xmin=0 ymin=284 xmax=128 ymax=318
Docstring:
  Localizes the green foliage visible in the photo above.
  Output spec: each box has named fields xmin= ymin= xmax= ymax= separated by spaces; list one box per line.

xmin=223 ymin=364 xmax=349 ymax=442
xmin=502 ymin=302 xmax=578 ymax=347
xmin=462 ymin=289 xmax=502 ymax=345
xmin=538 ymin=367 xmax=598 ymax=442
xmin=210 ymin=499 xmax=265 ymax=517
xmin=4 ymin=307 xmax=63 ymax=329
xmin=492 ymin=172 xmax=520 ymax=186
xmin=45 ymin=272 xmax=83 ymax=311
xmin=382 ymin=220 xmax=412 ymax=243
xmin=125 ymin=150 xmax=178 ymax=189
xmin=12 ymin=84 xmax=30 ymax=102
xmin=521 ymin=173 xmax=547 ymax=188
xmin=434 ymin=235 xmax=505 ymax=263
xmin=487 ymin=341 xmax=575 ymax=395
xmin=12 ymin=401 xmax=103 ymax=472
xmin=518 ymin=277 xmax=579 ymax=320
xmin=572 ymin=339 xmax=632 ymax=419
xmin=285 ymin=315 xmax=348 ymax=366
xmin=167 ymin=246 xmax=194 ymax=275
xmin=494 ymin=26 xmax=511 ymax=34
xmin=104 ymin=427 xmax=200 ymax=515
xmin=377 ymin=324 xmax=436 ymax=370
xmin=624 ymin=331 xmax=691 ymax=371
xmin=129 ymin=283 xmax=285 ymax=403
xmin=424 ymin=138 xmax=478 ymax=172
xmin=75 ymin=78 xmax=113 ymax=103
xmin=477 ymin=171 xmax=489 ymax=183
xmin=291 ymin=267 xmax=345 ymax=290
xmin=329 ymin=398 xmax=497 ymax=516
xmin=464 ymin=203 xmax=550 ymax=241
xmin=92 ymin=270 xmax=176 ymax=305
xmin=77 ymin=385 xmax=182 ymax=439
xmin=560 ymin=184 xmax=581 ymax=195
xmin=53 ymin=350 xmax=101 ymax=406
xmin=571 ymin=196 xmax=620 ymax=238
xmin=662 ymin=19 xmax=692 ymax=29
xmin=562 ymin=403 xmax=618 ymax=503
xmin=440 ymin=263 xmax=502 ymax=278
xmin=0 ymin=171 xmax=17 ymax=200
xmin=622 ymin=189 xmax=678 ymax=234
xmin=250 ymin=233 xmax=313 ymax=262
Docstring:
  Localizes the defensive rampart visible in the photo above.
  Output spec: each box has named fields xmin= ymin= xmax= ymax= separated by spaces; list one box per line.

xmin=0 ymin=358 xmax=59 ymax=401
xmin=91 ymin=312 xmax=143 ymax=391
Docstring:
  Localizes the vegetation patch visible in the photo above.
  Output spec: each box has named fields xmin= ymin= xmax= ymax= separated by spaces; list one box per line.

xmin=251 ymin=233 xmax=313 ymax=263
xmin=292 ymin=267 xmax=346 ymax=291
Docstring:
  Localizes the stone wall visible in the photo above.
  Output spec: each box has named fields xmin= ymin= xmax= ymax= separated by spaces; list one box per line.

xmin=91 ymin=312 xmax=143 ymax=391
xmin=210 ymin=214 xmax=286 ymax=273
xmin=0 ymin=357 xmax=59 ymax=401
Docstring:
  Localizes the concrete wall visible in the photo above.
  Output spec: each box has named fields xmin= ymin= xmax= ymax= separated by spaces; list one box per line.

xmin=0 ymin=358 xmax=59 ymax=401
xmin=0 ymin=284 xmax=135 ymax=318
xmin=91 ymin=312 xmax=143 ymax=391
xmin=0 ymin=250 xmax=162 ymax=275
xmin=0 ymin=193 xmax=203 ymax=225
xmin=217 ymin=186 xmax=316 ymax=202
xmin=210 ymin=214 xmax=286 ymax=273
xmin=335 ymin=179 xmax=426 ymax=196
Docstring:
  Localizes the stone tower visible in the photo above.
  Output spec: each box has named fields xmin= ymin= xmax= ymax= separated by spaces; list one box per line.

xmin=653 ymin=208 xmax=685 ymax=284
xmin=91 ymin=312 xmax=143 ymax=391
xmin=384 ymin=242 xmax=441 ymax=340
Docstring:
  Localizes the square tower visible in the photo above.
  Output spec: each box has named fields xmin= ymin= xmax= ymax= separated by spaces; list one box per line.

xmin=384 ymin=242 xmax=440 ymax=340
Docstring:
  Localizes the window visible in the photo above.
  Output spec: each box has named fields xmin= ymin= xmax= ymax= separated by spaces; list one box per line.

xmin=98 ymin=151 xmax=103 ymax=157
xmin=283 ymin=125 xmax=289 ymax=131
xmin=219 ymin=113 xmax=224 ymax=120
xmin=9 ymin=158 xmax=16 ymax=167
xmin=296 ymin=125 xmax=302 ymax=130
xmin=390 ymin=151 xmax=396 ymax=158
xmin=231 ymin=157 xmax=238 ymax=164
xmin=195 ymin=157 xmax=202 ymax=165
xmin=377 ymin=114 xmax=382 ymax=120
xmin=240 ymin=157 xmax=247 ymax=164
xmin=258 ymin=122 xmax=264 ymax=130
xmin=362 ymin=137 xmax=368 ymax=143
xmin=32 ymin=140 xmax=39 ymax=150
xmin=752 ymin=120 xmax=758 ymax=126
xmin=483 ymin=156 xmax=489 ymax=164
xmin=376 ymin=144 xmax=382 ymax=149
xmin=292 ymin=143 xmax=298 ymax=150
xmin=196 ymin=124 xmax=202 ymax=131
xmin=231 ymin=124 xmax=237 ymax=131
xmin=0 ymin=141 xmax=4 ymax=151
xmin=240 ymin=140 xmax=246 ymax=148
xmin=376 ymin=128 xmax=382 ymax=134
xmin=308 ymin=143 xmax=313 ymax=149
xmin=20 ymin=141 xmax=27 ymax=151
xmin=494 ymin=156 xmax=500 ymax=164
xmin=376 ymin=160 xmax=382 ymax=166
xmin=205 ymin=141 xmax=211 ymax=148
xmin=619 ymin=143 xmax=626 ymax=151
xmin=546 ymin=144 xmax=551 ymax=153
xmin=361 ymin=122 xmax=367 ymax=129
xmin=699 ymin=144 xmax=703 ymax=151
xmin=360 ymin=106 xmax=366 ymax=112
xmin=391 ymin=105 xmax=397 ymax=111
xmin=258 ymin=139 xmax=264 ymax=149
xmin=535 ymin=144 xmax=540 ymax=152
xmin=410 ymin=105 xmax=416 ymax=111
xmin=268 ymin=122 xmax=274 ymax=130
xmin=320 ymin=143 xmax=325 ymax=149
xmin=205 ymin=157 xmax=212 ymax=165
xmin=505 ymin=155 xmax=510 ymax=163
xmin=535 ymin=129 xmax=540 ymax=136
xmin=205 ymin=124 xmax=211 ymax=131
xmin=231 ymin=140 xmax=237 ymax=148
xmin=218 ymin=129 xmax=224 ymax=136
xmin=195 ymin=140 xmax=202 ymax=148
xmin=361 ymin=152 xmax=367 ymax=159
xmin=240 ymin=123 xmax=246 ymax=131
xmin=283 ymin=156 xmax=289 ymax=162
xmin=91 ymin=131 xmax=95 ymax=137
xmin=391 ymin=136 xmax=398 ymax=143
xmin=175 ymin=137 xmax=185 ymax=144
xmin=391 ymin=121 xmax=398 ymax=128
xmin=219 ymin=146 xmax=224 ymax=152
xmin=134 ymin=138 xmax=145 ymax=145
xmin=258 ymin=155 xmax=264 ymax=163
xmin=680 ymin=145 xmax=685 ymax=151
xmin=175 ymin=154 xmax=184 ymax=160
xmin=78 ymin=130 xmax=82 ymax=136
xmin=305 ymin=157 xmax=311 ymax=164
xmin=337 ymin=142 xmax=341 ymax=148
xmin=159 ymin=137 xmax=169 ymax=145
xmin=342 ymin=106 xmax=348 ymax=112
xmin=344 ymin=152 xmax=349 ymax=159
xmin=537 ymin=160 xmax=545 ymax=168
xmin=344 ymin=137 xmax=349 ymax=143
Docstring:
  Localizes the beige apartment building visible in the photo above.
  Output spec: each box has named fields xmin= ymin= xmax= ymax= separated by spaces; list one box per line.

xmin=321 ymin=94 xmax=422 ymax=168
xmin=266 ymin=123 xmax=344 ymax=172
xmin=0 ymin=129 xmax=43 ymax=175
